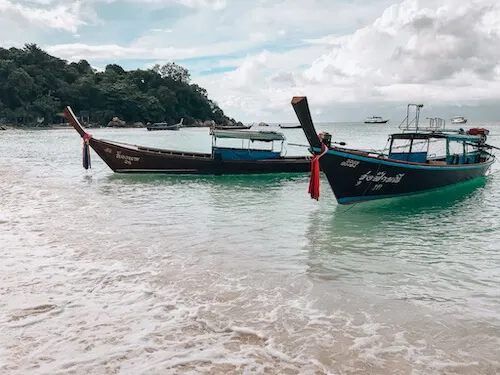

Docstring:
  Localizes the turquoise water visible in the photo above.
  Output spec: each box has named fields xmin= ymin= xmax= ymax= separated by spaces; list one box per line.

xmin=2 ymin=122 xmax=500 ymax=374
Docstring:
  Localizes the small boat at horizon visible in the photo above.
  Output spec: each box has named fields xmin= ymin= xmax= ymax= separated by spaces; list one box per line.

xmin=214 ymin=124 xmax=252 ymax=130
xmin=279 ymin=124 xmax=301 ymax=129
xmin=451 ymin=116 xmax=467 ymax=124
xmin=147 ymin=118 xmax=183 ymax=131
xmin=291 ymin=96 xmax=495 ymax=205
xmin=364 ymin=116 xmax=389 ymax=124
xmin=64 ymin=106 xmax=311 ymax=175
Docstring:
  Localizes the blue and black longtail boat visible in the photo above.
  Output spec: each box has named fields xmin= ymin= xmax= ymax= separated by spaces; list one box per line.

xmin=291 ymin=96 xmax=496 ymax=204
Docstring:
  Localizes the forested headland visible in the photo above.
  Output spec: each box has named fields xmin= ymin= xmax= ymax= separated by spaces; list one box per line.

xmin=0 ymin=44 xmax=240 ymax=128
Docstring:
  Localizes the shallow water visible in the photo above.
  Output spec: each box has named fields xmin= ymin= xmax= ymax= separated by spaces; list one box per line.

xmin=2 ymin=122 xmax=500 ymax=374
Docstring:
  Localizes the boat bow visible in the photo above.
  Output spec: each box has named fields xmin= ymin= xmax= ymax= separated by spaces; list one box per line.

xmin=64 ymin=106 xmax=89 ymax=138
xmin=291 ymin=96 xmax=323 ymax=149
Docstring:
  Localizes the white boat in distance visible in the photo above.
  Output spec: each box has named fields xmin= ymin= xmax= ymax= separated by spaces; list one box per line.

xmin=364 ymin=116 xmax=389 ymax=124
xmin=451 ymin=116 xmax=467 ymax=124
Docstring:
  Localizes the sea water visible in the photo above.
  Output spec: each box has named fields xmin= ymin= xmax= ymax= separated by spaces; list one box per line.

xmin=1 ymin=122 xmax=500 ymax=374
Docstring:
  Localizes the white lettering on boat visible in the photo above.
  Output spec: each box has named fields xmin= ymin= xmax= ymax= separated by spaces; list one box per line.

xmin=340 ymin=159 xmax=360 ymax=168
xmin=116 ymin=151 xmax=140 ymax=165
xmin=355 ymin=171 xmax=405 ymax=187
xmin=104 ymin=147 xmax=112 ymax=154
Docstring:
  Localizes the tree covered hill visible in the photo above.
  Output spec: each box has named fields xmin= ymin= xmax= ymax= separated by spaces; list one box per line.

xmin=0 ymin=44 xmax=238 ymax=127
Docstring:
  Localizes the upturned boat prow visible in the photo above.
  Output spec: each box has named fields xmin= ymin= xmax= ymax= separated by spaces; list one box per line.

xmin=291 ymin=96 xmax=322 ymax=149
xmin=291 ymin=96 xmax=496 ymax=205
xmin=64 ymin=106 xmax=88 ymax=138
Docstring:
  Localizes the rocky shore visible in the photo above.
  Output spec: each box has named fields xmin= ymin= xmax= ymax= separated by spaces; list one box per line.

xmin=1 ymin=117 xmax=246 ymax=130
xmin=105 ymin=116 xmax=245 ymax=129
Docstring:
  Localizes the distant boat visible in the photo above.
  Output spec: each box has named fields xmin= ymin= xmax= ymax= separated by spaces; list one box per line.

xmin=147 ymin=118 xmax=183 ymax=131
xmin=364 ymin=116 xmax=389 ymax=124
xmin=451 ymin=116 xmax=467 ymax=124
xmin=215 ymin=124 xmax=252 ymax=130
xmin=258 ymin=122 xmax=270 ymax=127
xmin=279 ymin=124 xmax=301 ymax=129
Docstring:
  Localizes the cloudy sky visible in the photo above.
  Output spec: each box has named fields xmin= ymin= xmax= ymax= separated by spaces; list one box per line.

xmin=1 ymin=0 xmax=499 ymax=122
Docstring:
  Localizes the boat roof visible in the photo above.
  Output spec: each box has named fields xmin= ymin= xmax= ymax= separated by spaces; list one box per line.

xmin=212 ymin=129 xmax=285 ymax=142
xmin=391 ymin=130 xmax=486 ymax=143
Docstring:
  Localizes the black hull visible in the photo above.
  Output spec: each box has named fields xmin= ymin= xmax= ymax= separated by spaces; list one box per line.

xmin=279 ymin=125 xmax=301 ymax=129
xmin=318 ymin=149 xmax=493 ymax=204
xmin=90 ymin=138 xmax=311 ymax=175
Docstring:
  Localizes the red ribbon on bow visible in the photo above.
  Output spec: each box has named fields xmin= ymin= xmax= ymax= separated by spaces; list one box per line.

xmin=308 ymin=142 xmax=328 ymax=200
xmin=82 ymin=133 xmax=92 ymax=170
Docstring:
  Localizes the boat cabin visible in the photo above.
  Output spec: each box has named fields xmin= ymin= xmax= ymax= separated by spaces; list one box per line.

xmin=210 ymin=129 xmax=286 ymax=161
xmin=388 ymin=131 xmax=489 ymax=165
xmin=388 ymin=104 xmax=489 ymax=165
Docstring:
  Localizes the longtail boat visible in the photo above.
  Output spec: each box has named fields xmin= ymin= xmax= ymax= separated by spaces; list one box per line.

xmin=279 ymin=124 xmax=301 ymax=129
xmin=64 ymin=106 xmax=311 ymax=175
xmin=146 ymin=118 xmax=183 ymax=131
xmin=215 ymin=124 xmax=253 ymax=130
xmin=291 ymin=96 xmax=496 ymax=204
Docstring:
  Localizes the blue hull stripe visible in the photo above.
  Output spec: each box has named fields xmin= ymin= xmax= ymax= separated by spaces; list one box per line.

xmin=312 ymin=147 xmax=495 ymax=171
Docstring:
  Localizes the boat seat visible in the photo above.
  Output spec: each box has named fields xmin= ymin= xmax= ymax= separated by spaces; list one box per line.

xmin=427 ymin=160 xmax=447 ymax=165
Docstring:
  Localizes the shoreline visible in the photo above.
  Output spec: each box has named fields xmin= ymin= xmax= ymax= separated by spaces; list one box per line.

xmin=0 ymin=124 xmax=220 ymax=130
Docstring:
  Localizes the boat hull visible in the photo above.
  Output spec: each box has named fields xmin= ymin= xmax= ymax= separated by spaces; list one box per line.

xmin=146 ymin=124 xmax=180 ymax=131
xmin=364 ymin=120 xmax=389 ymax=124
xmin=215 ymin=125 xmax=252 ymax=130
xmin=90 ymin=138 xmax=311 ymax=175
xmin=316 ymin=148 xmax=493 ymax=204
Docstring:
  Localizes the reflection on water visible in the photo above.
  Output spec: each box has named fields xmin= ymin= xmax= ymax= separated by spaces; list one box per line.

xmin=304 ymin=175 xmax=500 ymax=320
xmin=106 ymin=171 xmax=310 ymax=188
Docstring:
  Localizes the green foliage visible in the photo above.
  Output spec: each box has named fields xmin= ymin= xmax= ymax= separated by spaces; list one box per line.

xmin=0 ymin=44 xmax=234 ymax=126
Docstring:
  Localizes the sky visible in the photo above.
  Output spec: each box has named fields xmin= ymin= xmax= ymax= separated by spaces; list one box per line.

xmin=1 ymin=0 xmax=500 ymax=122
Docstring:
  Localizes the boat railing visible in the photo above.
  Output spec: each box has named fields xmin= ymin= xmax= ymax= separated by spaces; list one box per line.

xmin=415 ymin=117 xmax=447 ymax=131
xmin=398 ymin=103 xmax=424 ymax=131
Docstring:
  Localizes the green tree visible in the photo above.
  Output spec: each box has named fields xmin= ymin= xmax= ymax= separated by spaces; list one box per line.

xmin=0 ymin=43 xmax=236 ymax=127
xmin=152 ymin=62 xmax=191 ymax=83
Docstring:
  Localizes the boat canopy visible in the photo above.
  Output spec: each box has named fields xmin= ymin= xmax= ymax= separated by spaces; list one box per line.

xmin=212 ymin=129 xmax=285 ymax=142
xmin=390 ymin=131 xmax=487 ymax=143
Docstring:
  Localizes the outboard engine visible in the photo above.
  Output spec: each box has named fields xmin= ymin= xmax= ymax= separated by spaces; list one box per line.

xmin=319 ymin=132 xmax=332 ymax=148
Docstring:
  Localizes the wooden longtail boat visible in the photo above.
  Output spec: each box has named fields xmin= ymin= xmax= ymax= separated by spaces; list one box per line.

xmin=64 ymin=106 xmax=311 ymax=175
xmin=279 ymin=124 xmax=301 ymax=129
xmin=214 ymin=124 xmax=253 ymax=130
xmin=291 ymin=96 xmax=496 ymax=204
xmin=146 ymin=118 xmax=183 ymax=131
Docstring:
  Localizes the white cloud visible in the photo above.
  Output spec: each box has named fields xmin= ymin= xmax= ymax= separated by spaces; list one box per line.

xmin=46 ymin=43 xmax=197 ymax=61
xmin=106 ymin=0 xmax=227 ymax=10
xmin=3 ymin=0 xmax=499 ymax=122
xmin=173 ymin=0 xmax=226 ymax=9
xmin=195 ymin=0 xmax=500 ymax=121
xmin=0 ymin=0 xmax=85 ymax=33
